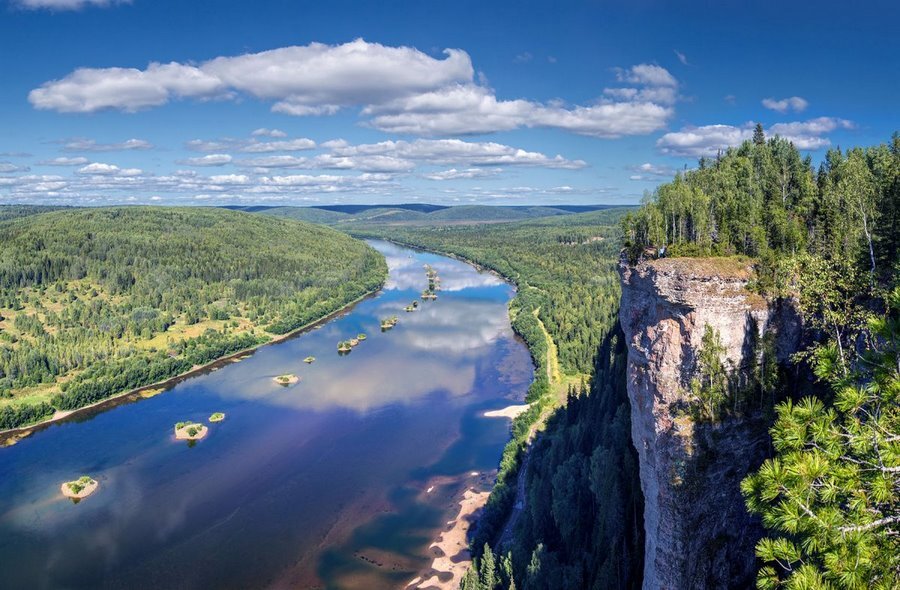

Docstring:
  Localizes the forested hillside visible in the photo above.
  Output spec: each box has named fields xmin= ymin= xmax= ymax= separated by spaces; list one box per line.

xmin=0 ymin=207 xmax=386 ymax=430
xmin=625 ymin=129 xmax=899 ymax=589
xmin=0 ymin=204 xmax=69 ymax=222
xmin=250 ymin=203 xmax=619 ymax=228
xmin=353 ymin=209 xmax=645 ymax=589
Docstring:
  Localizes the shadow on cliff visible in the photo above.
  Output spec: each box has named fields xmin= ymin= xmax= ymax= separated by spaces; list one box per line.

xmin=667 ymin=298 xmax=808 ymax=589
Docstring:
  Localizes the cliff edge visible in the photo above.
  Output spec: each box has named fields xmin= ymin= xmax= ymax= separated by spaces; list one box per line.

xmin=618 ymin=256 xmax=801 ymax=589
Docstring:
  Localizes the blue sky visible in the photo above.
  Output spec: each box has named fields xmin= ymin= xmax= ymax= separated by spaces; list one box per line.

xmin=1 ymin=0 xmax=897 ymax=207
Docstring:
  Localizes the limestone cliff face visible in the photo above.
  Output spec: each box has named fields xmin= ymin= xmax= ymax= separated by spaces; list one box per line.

xmin=618 ymin=257 xmax=801 ymax=590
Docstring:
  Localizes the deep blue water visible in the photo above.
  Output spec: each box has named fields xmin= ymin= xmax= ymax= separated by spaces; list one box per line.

xmin=0 ymin=241 xmax=532 ymax=590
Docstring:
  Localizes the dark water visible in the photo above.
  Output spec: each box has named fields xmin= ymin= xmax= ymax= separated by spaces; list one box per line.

xmin=0 ymin=241 xmax=532 ymax=590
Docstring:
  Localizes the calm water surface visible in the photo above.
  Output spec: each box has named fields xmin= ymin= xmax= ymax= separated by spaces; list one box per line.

xmin=0 ymin=241 xmax=532 ymax=589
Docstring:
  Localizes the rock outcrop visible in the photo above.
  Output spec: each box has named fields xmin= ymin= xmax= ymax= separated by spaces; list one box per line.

xmin=618 ymin=256 xmax=801 ymax=589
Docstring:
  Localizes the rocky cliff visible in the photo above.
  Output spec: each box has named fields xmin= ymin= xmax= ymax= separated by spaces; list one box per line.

xmin=618 ymin=256 xmax=801 ymax=589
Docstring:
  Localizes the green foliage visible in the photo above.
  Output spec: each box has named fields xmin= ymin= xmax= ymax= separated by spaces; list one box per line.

xmin=51 ymin=330 xmax=265 ymax=410
xmin=742 ymin=289 xmax=900 ymax=589
xmin=623 ymin=134 xmax=899 ymax=286
xmin=787 ymin=254 xmax=871 ymax=376
xmin=0 ymin=401 xmax=54 ymax=429
xmin=690 ymin=325 xmax=730 ymax=421
xmin=0 ymin=207 xmax=386 ymax=428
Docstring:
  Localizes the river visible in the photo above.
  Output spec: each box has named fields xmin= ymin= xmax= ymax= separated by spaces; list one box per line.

xmin=0 ymin=240 xmax=533 ymax=589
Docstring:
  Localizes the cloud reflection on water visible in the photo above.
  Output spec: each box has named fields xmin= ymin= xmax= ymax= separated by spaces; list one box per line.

xmin=206 ymin=242 xmax=516 ymax=413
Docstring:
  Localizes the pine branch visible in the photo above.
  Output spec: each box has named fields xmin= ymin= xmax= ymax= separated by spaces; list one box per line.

xmin=839 ymin=515 xmax=900 ymax=534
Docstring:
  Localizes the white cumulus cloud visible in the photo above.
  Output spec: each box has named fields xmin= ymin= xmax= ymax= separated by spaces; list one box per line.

xmin=176 ymin=154 xmax=233 ymax=167
xmin=762 ymin=96 xmax=809 ymax=113
xmin=250 ymin=128 xmax=287 ymax=138
xmin=628 ymin=162 xmax=678 ymax=180
xmin=329 ymin=138 xmax=587 ymax=168
xmin=185 ymin=136 xmax=315 ymax=153
xmin=29 ymin=39 xmax=472 ymax=114
xmin=29 ymin=40 xmax=677 ymax=138
xmin=657 ymin=117 xmax=854 ymax=157
xmin=62 ymin=138 xmax=153 ymax=152
xmin=38 ymin=156 xmax=90 ymax=166
xmin=423 ymin=168 xmax=502 ymax=180
xmin=76 ymin=162 xmax=142 ymax=176
xmin=0 ymin=162 xmax=30 ymax=173
xmin=615 ymin=64 xmax=677 ymax=87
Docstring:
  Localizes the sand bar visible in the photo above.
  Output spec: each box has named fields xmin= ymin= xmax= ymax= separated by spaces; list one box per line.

xmin=484 ymin=404 xmax=531 ymax=419
xmin=174 ymin=423 xmax=208 ymax=440
xmin=61 ymin=477 xmax=98 ymax=500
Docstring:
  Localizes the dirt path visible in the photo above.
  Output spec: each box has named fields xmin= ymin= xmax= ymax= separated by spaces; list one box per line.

xmin=531 ymin=306 xmax=558 ymax=384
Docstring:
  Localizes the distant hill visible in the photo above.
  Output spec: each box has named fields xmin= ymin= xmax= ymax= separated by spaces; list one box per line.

xmin=0 ymin=204 xmax=71 ymax=222
xmin=245 ymin=203 xmax=628 ymax=227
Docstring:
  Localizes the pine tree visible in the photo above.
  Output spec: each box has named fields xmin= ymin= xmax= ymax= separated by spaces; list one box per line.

xmin=460 ymin=567 xmax=480 ymax=590
xmin=478 ymin=544 xmax=498 ymax=590
xmin=690 ymin=324 xmax=729 ymax=420
xmin=741 ymin=288 xmax=900 ymax=590
xmin=753 ymin=123 xmax=766 ymax=145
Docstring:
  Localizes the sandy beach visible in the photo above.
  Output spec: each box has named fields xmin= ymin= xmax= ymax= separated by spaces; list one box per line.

xmin=484 ymin=404 xmax=531 ymax=419
xmin=407 ymin=484 xmax=492 ymax=590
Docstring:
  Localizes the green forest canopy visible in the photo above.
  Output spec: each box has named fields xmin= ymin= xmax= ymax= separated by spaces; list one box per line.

xmin=0 ymin=206 xmax=386 ymax=429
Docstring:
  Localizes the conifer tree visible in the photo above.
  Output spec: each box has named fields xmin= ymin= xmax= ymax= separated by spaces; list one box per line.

xmin=742 ymin=289 xmax=900 ymax=589
xmin=478 ymin=544 xmax=498 ymax=590
xmin=753 ymin=123 xmax=766 ymax=145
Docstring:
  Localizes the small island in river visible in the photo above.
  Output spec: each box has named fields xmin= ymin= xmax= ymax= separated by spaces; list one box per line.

xmin=304 ymin=356 xmax=316 ymax=363
xmin=273 ymin=374 xmax=300 ymax=385
xmin=337 ymin=341 xmax=352 ymax=353
xmin=209 ymin=412 xmax=225 ymax=423
xmin=174 ymin=421 xmax=209 ymax=440
xmin=61 ymin=476 xmax=98 ymax=500
xmin=380 ymin=316 xmax=399 ymax=330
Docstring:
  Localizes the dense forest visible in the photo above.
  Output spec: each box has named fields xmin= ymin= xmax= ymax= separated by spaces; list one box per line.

xmin=0 ymin=205 xmax=69 ymax=222
xmin=623 ymin=129 xmax=899 ymax=589
xmin=0 ymin=207 xmax=386 ymax=430
xmin=623 ymin=127 xmax=898 ymax=287
xmin=354 ymin=209 xmax=645 ymax=589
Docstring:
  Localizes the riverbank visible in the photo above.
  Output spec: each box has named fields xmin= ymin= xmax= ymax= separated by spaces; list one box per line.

xmin=0 ymin=282 xmax=385 ymax=446
xmin=412 ymin=488 xmax=490 ymax=590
